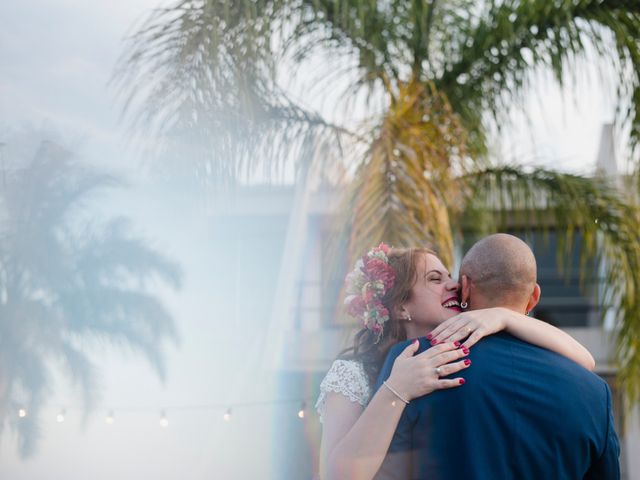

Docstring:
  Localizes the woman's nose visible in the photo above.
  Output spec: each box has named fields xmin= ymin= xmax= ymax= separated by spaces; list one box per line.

xmin=446 ymin=278 xmax=460 ymax=291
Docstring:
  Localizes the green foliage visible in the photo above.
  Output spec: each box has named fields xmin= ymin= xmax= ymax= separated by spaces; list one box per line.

xmin=469 ymin=166 xmax=640 ymax=403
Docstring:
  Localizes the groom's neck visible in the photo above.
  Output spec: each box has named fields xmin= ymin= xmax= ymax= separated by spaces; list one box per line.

xmin=470 ymin=296 xmax=527 ymax=315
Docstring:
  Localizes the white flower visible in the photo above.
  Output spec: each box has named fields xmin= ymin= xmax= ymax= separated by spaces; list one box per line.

xmin=344 ymin=294 xmax=357 ymax=305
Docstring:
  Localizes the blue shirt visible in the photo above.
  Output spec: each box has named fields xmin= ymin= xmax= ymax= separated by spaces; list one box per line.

xmin=374 ymin=333 xmax=620 ymax=480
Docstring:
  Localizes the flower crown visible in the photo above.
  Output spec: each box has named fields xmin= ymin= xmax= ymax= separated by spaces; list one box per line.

xmin=344 ymin=243 xmax=397 ymax=343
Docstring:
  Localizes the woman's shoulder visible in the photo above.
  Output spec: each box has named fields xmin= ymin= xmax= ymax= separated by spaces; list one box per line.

xmin=315 ymin=359 xmax=371 ymax=423
xmin=320 ymin=359 xmax=370 ymax=395
xmin=325 ymin=358 xmax=367 ymax=376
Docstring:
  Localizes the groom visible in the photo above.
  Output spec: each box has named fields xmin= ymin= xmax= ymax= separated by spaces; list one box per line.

xmin=374 ymin=234 xmax=620 ymax=480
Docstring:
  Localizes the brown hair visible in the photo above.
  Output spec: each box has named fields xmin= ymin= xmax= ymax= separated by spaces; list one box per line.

xmin=339 ymin=247 xmax=438 ymax=386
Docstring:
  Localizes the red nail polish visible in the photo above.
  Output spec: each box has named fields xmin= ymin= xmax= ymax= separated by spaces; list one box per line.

xmin=454 ymin=341 xmax=461 ymax=347
xmin=431 ymin=340 xmax=439 ymax=346
xmin=464 ymin=359 xmax=471 ymax=366
xmin=413 ymin=338 xmax=419 ymax=345
xmin=426 ymin=334 xmax=433 ymax=340
xmin=462 ymin=348 xmax=470 ymax=355
xmin=459 ymin=379 xmax=465 ymax=385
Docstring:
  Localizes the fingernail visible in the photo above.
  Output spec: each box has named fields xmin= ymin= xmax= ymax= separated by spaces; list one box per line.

xmin=413 ymin=339 xmax=419 ymax=345
xmin=459 ymin=379 xmax=465 ymax=385
xmin=431 ymin=340 xmax=439 ymax=346
xmin=454 ymin=341 xmax=461 ymax=347
xmin=464 ymin=359 xmax=471 ymax=366
xmin=462 ymin=348 xmax=470 ymax=355
xmin=426 ymin=334 xmax=433 ymax=340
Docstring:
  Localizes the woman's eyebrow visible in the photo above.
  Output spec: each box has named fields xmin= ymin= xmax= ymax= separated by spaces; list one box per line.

xmin=426 ymin=269 xmax=449 ymax=276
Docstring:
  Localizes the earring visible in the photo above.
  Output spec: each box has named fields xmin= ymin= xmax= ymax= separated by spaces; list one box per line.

xmin=406 ymin=312 xmax=412 ymax=322
xmin=460 ymin=301 xmax=468 ymax=309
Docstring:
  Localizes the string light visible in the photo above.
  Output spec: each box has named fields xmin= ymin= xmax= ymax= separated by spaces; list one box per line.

xmin=45 ymin=397 xmax=314 ymax=426
xmin=223 ymin=408 xmax=232 ymax=422
xmin=18 ymin=408 xmax=27 ymax=418
xmin=105 ymin=411 xmax=115 ymax=425
xmin=159 ymin=411 xmax=169 ymax=428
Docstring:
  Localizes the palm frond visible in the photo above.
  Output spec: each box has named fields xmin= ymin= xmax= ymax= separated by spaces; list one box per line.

xmin=0 ymin=139 xmax=182 ymax=456
xmin=113 ymin=0 xmax=352 ymax=184
xmin=75 ymin=218 xmax=182 ymax=289
xmin=469 ymin=166 xmax=640 ymax=404
xmin=438 ymin=0 xmax=640 ymax=153
xmin=293 ymin=0 xmax=408 ymax=84
xmin=343 ymin=80 xmax=475 ymax=268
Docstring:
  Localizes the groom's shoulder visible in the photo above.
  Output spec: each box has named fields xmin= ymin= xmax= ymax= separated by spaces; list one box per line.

xmin=385 ymin=338 xmax=415 ymax=362
xmin=477 ymin=333 xmax=606 ymax=387
xmin=387 ymin=337 xmax=432 ymax=359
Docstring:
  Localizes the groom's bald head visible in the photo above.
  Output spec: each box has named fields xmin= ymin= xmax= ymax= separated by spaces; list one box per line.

xmin=460 ymin=234 xmax=538 ymax=310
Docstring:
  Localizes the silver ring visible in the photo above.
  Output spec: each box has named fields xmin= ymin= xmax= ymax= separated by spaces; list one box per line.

xmin=435 ymin=366 xmax=442 ymax=376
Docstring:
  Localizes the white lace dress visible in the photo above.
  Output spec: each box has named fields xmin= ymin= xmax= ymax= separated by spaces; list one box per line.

xmin=315 ymin=359 xmax=372 ymax=423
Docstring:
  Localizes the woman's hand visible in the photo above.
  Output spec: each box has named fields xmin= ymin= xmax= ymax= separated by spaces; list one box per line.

xmin=428 ymin=307 xmax=512 ymax=348
xmin=386 ymin=340 xmax=470 ymax=401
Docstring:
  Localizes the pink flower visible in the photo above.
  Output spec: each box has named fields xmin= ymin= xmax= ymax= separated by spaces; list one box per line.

xmin=363 ymin=288 xmax=375 ymax=304
xmin=376 ymin=243 xmax=390 ymax=255
xmin=343 ymin=243 xmax=395 ymax=341
xmin=346 ymin=296 xmax=366 ymax=317
xmin=363 ymin=258 xmax=396 ymax=290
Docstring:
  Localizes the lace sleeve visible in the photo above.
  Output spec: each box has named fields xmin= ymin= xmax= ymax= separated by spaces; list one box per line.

xmin=315 ymin=359 xmax=371 ymax=424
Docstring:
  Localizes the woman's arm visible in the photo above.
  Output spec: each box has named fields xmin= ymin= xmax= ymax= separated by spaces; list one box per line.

xmin=320 ymin=385 xmax=407 ymax=480
xmin=500 ymin=310 xmax=595 ymax=370
xmin=429 ymin=307 xmax=595 ymax=370
xmin=320 ymin=342 xmax=469 ymax=480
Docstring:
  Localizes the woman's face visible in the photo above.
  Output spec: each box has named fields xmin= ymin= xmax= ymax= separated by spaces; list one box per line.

xmin=403 ymin=253 xmax=461 ymax=328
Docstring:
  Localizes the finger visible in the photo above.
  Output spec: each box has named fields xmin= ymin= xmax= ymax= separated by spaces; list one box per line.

xmin=462 ymin=329 xmax=485 ymax=349
xmin=430 ymin=348 xmax=469 ymax=366
xmin=432 ymin=319 xmax=473 ymax=344
xmin=433 ymin=358 xmax=471 ymax=377
xmin=427 ymin=315 xmax=461 ymax=339
xmin=416 ymin=341 xmax=459 ymax=359
xmin=434 ymin=378 xmax=466 ymax=389
xmin=398 ymin=338 xmax=421 ymax=358
xmin=444 ymin=326 xmax=477 ymax=345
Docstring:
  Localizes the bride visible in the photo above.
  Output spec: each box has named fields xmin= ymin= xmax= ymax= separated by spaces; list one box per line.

xmin=315 ymin=244 xmax=594 ymax=480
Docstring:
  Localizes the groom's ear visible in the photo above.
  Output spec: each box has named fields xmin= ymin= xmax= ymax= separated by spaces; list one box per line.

xmin=460 ymin=275 xmax=471 ymax=305
xmin=525 ymin=283 xmax=541 ymax=314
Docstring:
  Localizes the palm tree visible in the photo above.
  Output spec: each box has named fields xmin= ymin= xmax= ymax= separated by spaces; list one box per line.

xmin=115 ymin=1 xmax=640 ymax=400
xmin=0 ymin=139 xmax=182 ymax=456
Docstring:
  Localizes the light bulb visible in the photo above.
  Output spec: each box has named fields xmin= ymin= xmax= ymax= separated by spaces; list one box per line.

xmin=223 ymin=408 xmax=232 ymax=422
xmin=18 ymin=408 xmax=27 ymax=418
xmin=105 ymin=411 xmax=115 ymax=425
xmin=159 ymin=411 xmax=169 ymax=428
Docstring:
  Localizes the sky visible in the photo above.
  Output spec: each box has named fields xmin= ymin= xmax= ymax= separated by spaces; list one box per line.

xmin=0 ymin=1 xmax=626 ymax=479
